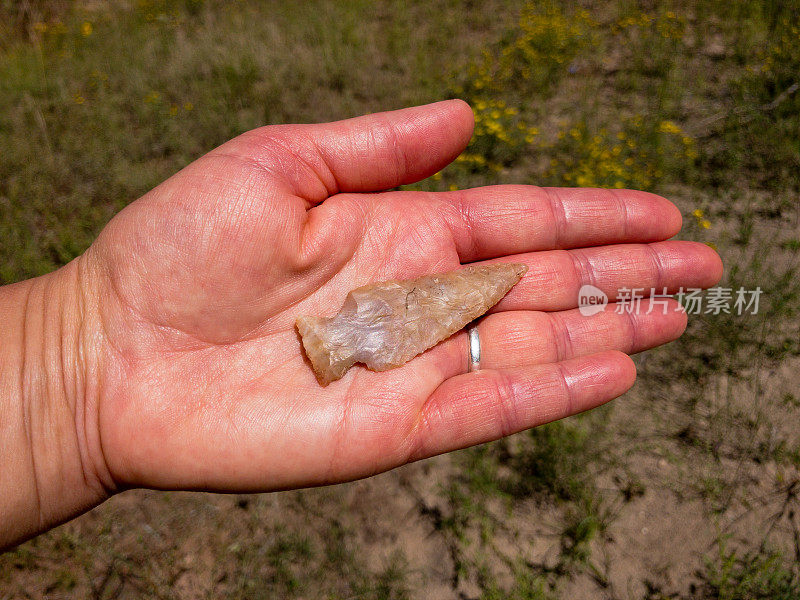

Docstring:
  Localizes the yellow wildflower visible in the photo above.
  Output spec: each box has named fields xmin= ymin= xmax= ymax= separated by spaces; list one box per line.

xmin=657 ymin=120 xmax=682 ymax=134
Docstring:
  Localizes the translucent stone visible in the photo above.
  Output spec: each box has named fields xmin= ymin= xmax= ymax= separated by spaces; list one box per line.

xmin=297 ymin=263 xmax=527 ymax=384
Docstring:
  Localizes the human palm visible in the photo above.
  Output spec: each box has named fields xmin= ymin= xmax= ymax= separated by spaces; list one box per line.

xmin=81 ymin=101 xmax=722 ymax=493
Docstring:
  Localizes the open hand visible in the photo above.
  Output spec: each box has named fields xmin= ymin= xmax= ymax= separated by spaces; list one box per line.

xmin=74 ymin=100 xmax=722 ymax=494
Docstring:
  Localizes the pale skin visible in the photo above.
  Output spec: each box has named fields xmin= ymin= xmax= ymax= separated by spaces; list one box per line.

xmin=0 ymin=100 xmax=723 ymax=549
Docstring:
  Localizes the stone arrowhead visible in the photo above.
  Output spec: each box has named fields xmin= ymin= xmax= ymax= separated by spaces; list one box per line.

xmin=296 ymin=263 xmax=527 ymax=384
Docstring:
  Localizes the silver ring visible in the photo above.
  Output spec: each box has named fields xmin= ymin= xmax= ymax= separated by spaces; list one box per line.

xmin=468 ymin=325 xmax=481 ymax=372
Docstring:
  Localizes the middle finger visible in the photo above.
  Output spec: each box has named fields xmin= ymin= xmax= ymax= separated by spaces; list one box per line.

xmin=482 ymin=240 xmax=722 ymax=313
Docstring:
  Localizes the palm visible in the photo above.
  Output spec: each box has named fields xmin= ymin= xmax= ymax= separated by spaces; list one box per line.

xmin=85 ymin=101 xmax=722 ymax=492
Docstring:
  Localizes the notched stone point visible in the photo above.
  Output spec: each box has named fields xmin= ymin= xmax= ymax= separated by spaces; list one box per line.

xmin=296 ymin=263 xmax=527 ymax=385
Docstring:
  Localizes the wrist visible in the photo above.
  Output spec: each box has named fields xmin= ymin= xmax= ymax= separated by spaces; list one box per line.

xmin=0 ymin=252 xmax=113 ymax=549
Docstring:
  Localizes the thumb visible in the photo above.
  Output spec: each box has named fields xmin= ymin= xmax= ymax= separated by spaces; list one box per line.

xmin=212 ymin=99 xmax=475 ymax=203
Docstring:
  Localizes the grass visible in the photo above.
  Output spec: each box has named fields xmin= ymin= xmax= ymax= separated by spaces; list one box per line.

xmin=500 ymin=420 xmax=597 ymax=503
xmin=2 ymin=0 xmax=800 ymax=598
xmin=0 ymin=0 xmax=518 ymax=283
xmin=699 ymin=544 xmax=800 ymax=600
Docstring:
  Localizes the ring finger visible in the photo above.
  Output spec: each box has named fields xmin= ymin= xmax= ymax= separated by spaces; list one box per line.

xmin=433 ymin=297 xmax=687 ymax=376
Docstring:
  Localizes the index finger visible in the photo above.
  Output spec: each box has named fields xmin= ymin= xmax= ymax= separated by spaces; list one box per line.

xmin=439 ymin=185 xmax=683 ymax=262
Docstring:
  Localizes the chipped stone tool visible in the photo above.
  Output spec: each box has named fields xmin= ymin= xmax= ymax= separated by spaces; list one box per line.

xmin=296 ymin=263 xmax=527 ymax=384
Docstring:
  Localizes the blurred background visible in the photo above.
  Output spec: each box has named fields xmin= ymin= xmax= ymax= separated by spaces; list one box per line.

xmin=1 ymin=0 xmax=799 ymax=597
